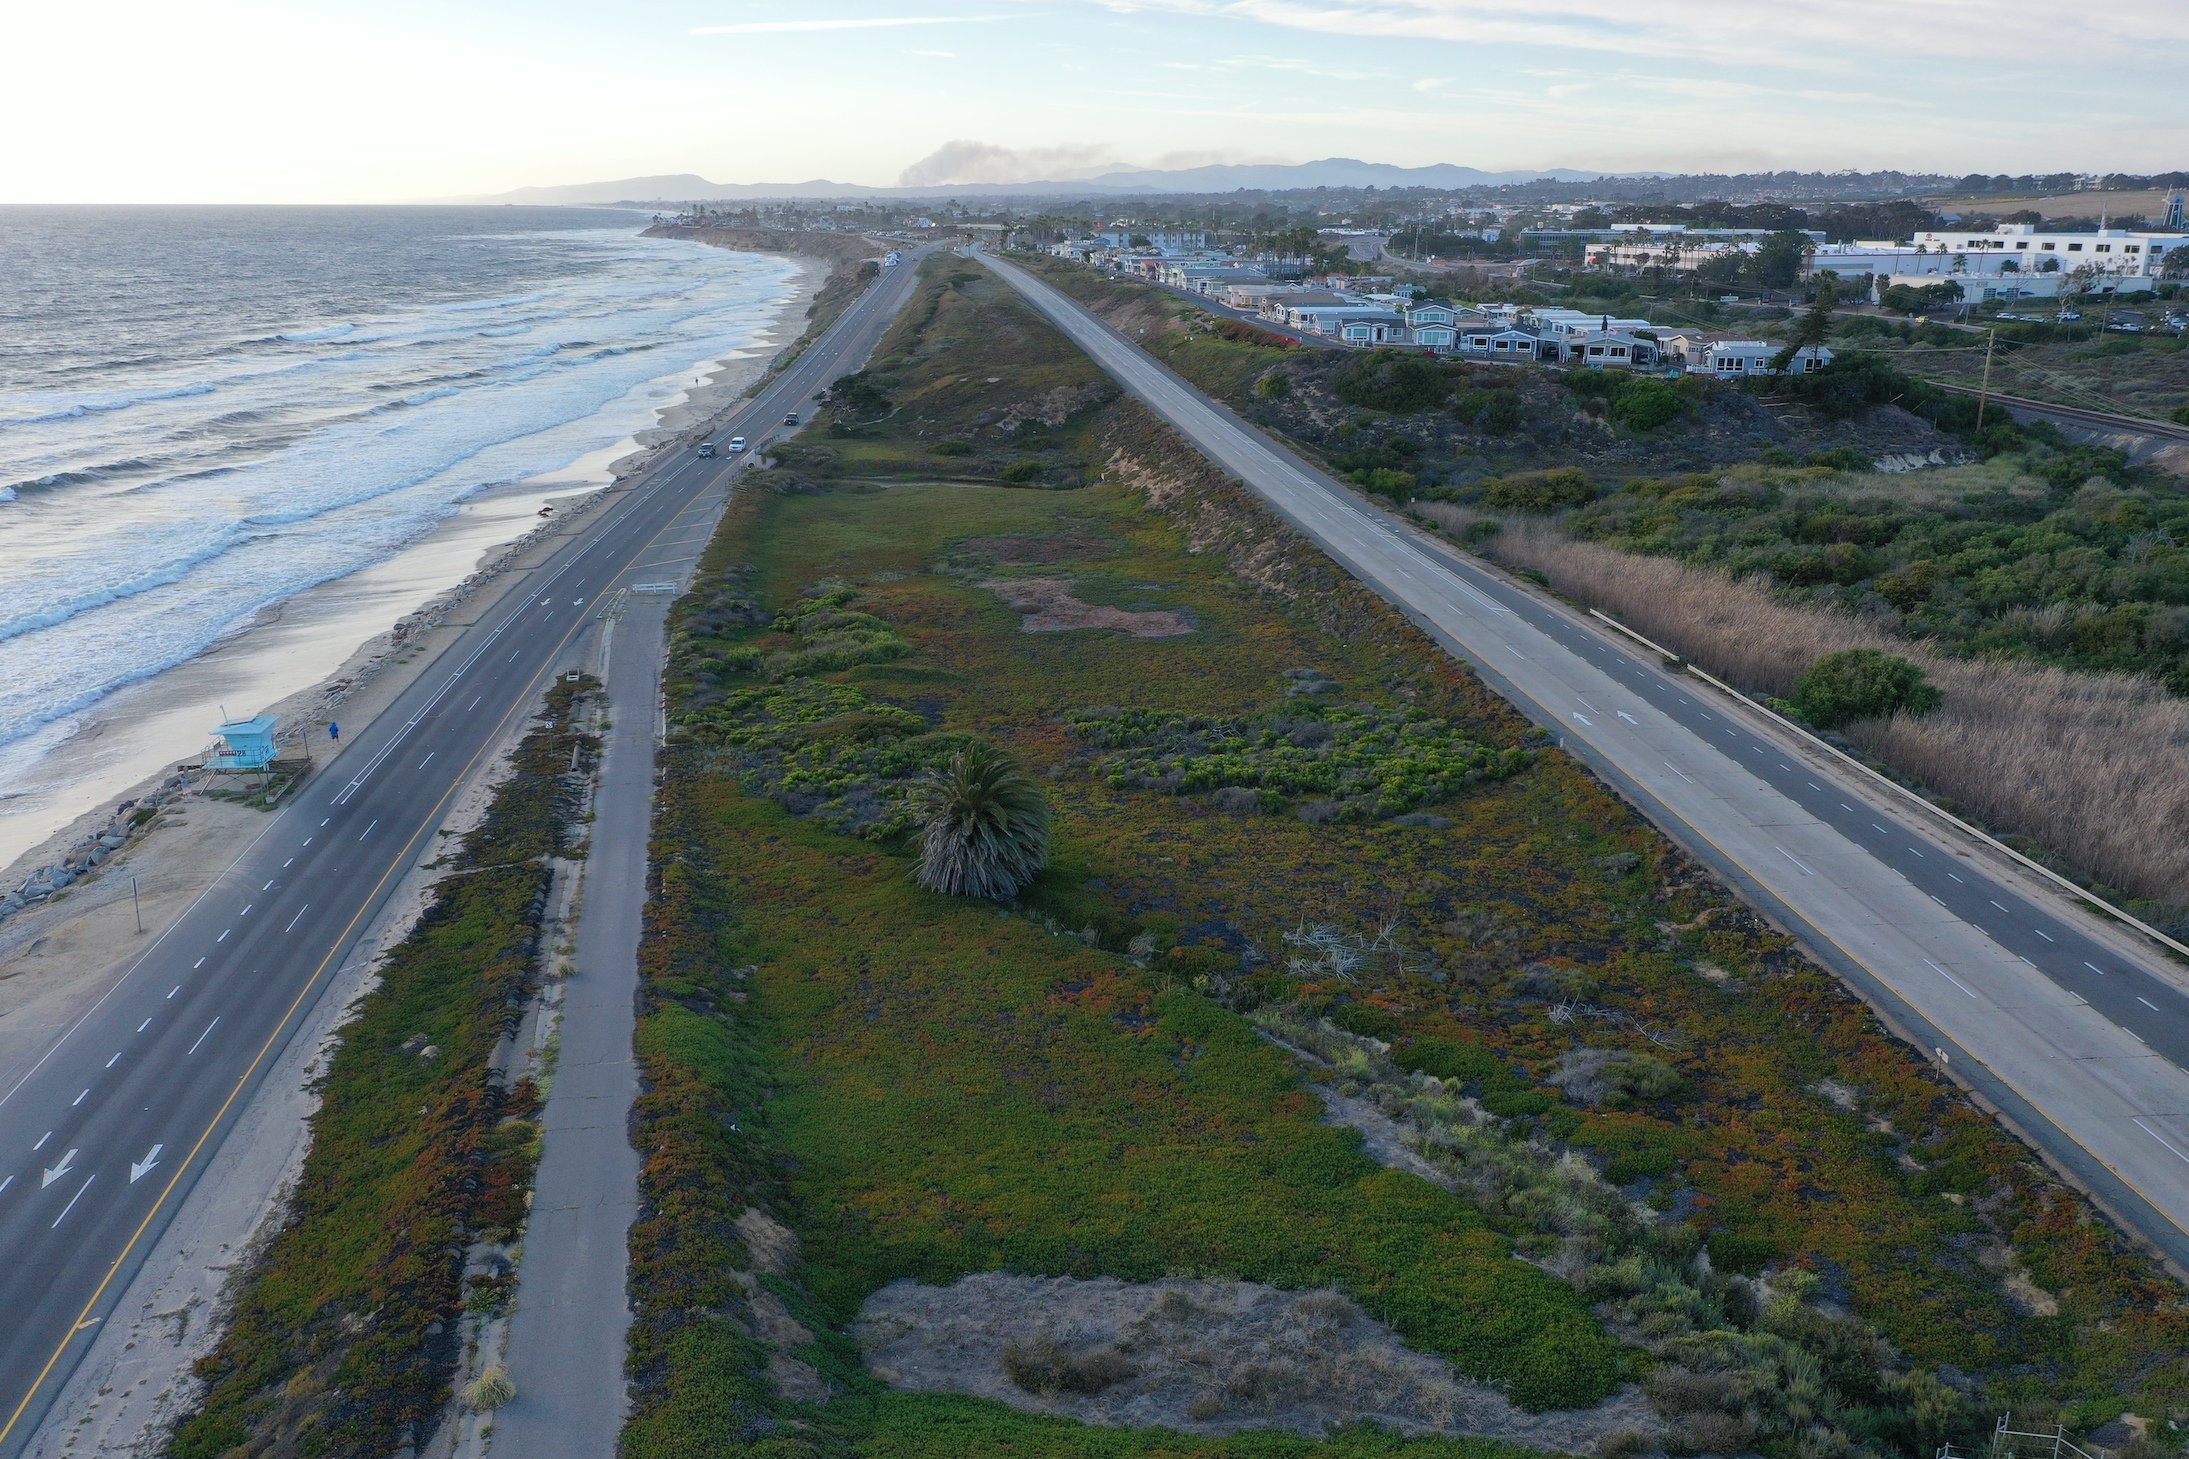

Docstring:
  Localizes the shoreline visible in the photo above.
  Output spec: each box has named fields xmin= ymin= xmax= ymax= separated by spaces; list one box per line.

xmin=0 ymin=255 xmax=818 ymax=900
xmin=0 ymin=252 xmax=821 ymax=1078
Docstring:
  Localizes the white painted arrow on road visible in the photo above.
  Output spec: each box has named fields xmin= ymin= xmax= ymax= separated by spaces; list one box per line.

xmin=41 ymin=1149 xmax=77 ymax=1189
xmin=1617 ymin=710 xmax=1640 ymax=725
xmin=131 ymin=1145 xmax=164 ymax=1183
xmin=1571 ymin=711 xmax=1593 ymax=728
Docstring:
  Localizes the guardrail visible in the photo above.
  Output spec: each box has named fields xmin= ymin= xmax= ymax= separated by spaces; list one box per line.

xmin=1586 ymin=608 xmax=2189 ymax=964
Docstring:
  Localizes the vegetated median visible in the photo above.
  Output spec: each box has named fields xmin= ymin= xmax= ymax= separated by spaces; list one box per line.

xmin=1018 ymin=256 xmax=2188 ymax=923
xmin=169 ymin=677 xmax=599 ymax=1459
xmin=620 ymin=256 xmax=2189 ymax=1459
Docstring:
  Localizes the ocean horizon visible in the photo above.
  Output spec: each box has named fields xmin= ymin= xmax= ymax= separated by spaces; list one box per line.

xmin=0 ymin=204 xmax=799 ymax=827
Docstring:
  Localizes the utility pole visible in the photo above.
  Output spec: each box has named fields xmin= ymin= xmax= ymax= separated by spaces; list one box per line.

xmin=132 ymin=876 xmax=142 ymax=935
xmin=1975 ymin=327 xmax=1997 ymax=432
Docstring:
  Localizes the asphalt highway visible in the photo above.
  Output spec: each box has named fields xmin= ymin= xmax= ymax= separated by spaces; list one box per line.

xmin=978 ymin=248 xmax=2189 ymax=1276
xmin=0 ymin=243 xmax=929 ymax=1454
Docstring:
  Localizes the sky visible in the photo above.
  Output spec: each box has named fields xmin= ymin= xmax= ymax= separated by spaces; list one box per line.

xmin=3 ymin=0 xmax=2184 ymax=202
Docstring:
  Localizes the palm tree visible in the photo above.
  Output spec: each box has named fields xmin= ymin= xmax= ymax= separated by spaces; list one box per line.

xmin=909 ymin=743 xmax=1052 ymax=900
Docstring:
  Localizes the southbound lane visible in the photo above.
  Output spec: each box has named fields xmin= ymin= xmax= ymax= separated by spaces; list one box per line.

xmin=0 ymin=244 xmax=930 ymax=1453
xmin=978 ymin=247 xmax=2189 ymax=1275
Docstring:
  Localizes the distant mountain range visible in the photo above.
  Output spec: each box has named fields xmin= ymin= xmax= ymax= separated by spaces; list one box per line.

xmin=467 ymin=158 xmax=1660 ymax=206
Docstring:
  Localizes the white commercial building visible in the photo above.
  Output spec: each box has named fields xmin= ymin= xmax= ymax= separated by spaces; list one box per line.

xmin=1900 ymin=223 xmax=2187 ymax=293
xmin=1805 ymin=243 xmax=1937 ymax=283
xmin=1587 ymin=239 xmax=1757 ymax=272
xmin=1873 ymin=271 xmax=2075 ymax=302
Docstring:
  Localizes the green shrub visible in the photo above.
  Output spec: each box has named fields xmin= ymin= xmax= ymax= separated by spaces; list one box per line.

xmin=1610 ymin=377 xmax=1684 ymax=431
xmin=828 ymin=370 xmax=890 ymax=419
xmin=1356 ymin=467 xmax=1419 ymax=500
xmin=1482 ymin=1088 xmax=1553 ymax=1118
xmin=1394 ymin=1036 xmax=1503 ymax=1085
xmin=1070 ymin=701 xmax=1526 ymax=820
xmin=1481 ymin=468 xmax=1592 ymax=513
xmin=1708 ymin=1227 xmax=1779 ymax=1275
xmin=1808 ymin=445 xmax=1872 ymax=472
xmin=1331 ymin=351 xmax=1452 ymax=413
xmin=1331 ymin=1001 xmax=1403 ymax=1041
xmin=1606 ymin=1053 xmax=1684 ymax=1105
xmin=1000 ymin=458 xmax=1046 ymax=483
xmin=1790 ymin=648 xmax=1943 ymax=728
xmin=1454 ymin=386 xmax=1524 ymax=434
xmin=1256 ymin=370 xmax=1292 ymax=400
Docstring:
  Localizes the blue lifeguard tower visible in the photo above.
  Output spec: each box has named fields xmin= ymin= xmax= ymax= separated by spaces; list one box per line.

xmin=208 ymin=714 xmax=280 ymax=772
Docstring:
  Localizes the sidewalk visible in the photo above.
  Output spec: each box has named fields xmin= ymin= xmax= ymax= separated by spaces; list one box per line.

xmin=481 ymin=589 xmax=668 ymax=1457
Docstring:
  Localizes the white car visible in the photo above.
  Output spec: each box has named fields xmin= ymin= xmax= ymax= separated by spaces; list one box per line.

xmin=727 ymin=436 xmax=748 ymax=452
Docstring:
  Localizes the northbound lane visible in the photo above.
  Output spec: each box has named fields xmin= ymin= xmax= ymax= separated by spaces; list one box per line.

xmin=978 ymin=247 xmax=2189 ymax=1277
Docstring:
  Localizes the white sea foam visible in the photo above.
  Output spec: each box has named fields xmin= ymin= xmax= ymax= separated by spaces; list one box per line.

xmin=0 ymin=213 xmax=802 ymax=769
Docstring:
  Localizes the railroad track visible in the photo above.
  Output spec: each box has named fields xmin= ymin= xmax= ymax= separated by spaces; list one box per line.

xmin=1932 ymin=381 xmax=2189 ymax=443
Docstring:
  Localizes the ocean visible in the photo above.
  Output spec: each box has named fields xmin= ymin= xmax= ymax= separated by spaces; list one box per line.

xmin=0 ymin=205 xmax=799 ymax=835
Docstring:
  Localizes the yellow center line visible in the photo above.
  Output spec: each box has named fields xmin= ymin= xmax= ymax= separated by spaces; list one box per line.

xmin=0 ymin=459 xmax=731 ymax=1448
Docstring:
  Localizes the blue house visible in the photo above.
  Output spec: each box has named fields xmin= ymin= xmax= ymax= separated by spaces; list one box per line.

xmin=209 ymin=714 xmax=279 ymax=772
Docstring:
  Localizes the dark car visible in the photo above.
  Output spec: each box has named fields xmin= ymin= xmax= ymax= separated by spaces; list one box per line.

xmin=784 ymin=411 xmax=800 ymax=426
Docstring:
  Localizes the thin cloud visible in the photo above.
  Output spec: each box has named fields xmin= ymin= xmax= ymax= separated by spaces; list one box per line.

xmin=692 ymin=16 xmax=994 ymax=35
xmin=1056 ymin=0 xmax=2176 ymax=71
xmin=1158 ymin=52 xmax=1382 ymax=80
xmin=1412 ymin=76 xmax=1451 ymax=91
xmin=911 ymin=47 xmax=959 ymax=56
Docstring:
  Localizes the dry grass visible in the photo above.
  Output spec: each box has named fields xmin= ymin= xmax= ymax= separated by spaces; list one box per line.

xmin=1415 ymin=503 xmax=2189 ymax=906
xmin=856 ymin=1272 xmax=1663 ymax=1447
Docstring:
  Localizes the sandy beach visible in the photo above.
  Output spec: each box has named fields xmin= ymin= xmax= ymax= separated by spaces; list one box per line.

xmin=0 ymin=258 xmax=815 ymax=879
xmin=0 ymin=251 xmax=819 ymax=1076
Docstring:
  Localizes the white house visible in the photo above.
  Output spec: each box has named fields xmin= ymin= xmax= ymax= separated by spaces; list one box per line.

xmin=1655 ymin=331 xmax=1712 ymax=367
xmin=1459 ymin=325 xmax=1547 ymax=361
xmin=1404 ymin=303 xmax=1458 ymax=328
xmin=1165 ymin=265 xmax=1271 ymax=295
xmin=1286 ymin=304 xmax=1400 ymax=335
xmin=1696 ymin=341 xmax=1834 ymax=377
xmin=1100 ymin=228 xmax=1207 ymax=252
xmin=1560 ymin=331 xmax=1659 ymax=368
xmin=1337 ymin=312 xmax=1407 ymax=346
xmin=1530 ymin=308 xmax=1654 ymax=341
xmin=1223 ymin=282 xmax=1294 ymax=310
xmin=1258 ymin=289 xmax=1356 ymax=322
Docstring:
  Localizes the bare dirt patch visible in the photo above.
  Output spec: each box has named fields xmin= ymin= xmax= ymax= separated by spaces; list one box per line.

xmin=982 ymin=577 xmax=1194 ymax=638
xmin=736 ymin=1206 xmax=802 ymax=1277
xmin=856 ymin=1272 xmax=1657 ymax=1451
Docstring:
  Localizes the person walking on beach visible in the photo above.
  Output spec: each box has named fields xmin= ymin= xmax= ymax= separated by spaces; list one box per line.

xmin=328 ymin=720 xmax=340 ymax=745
